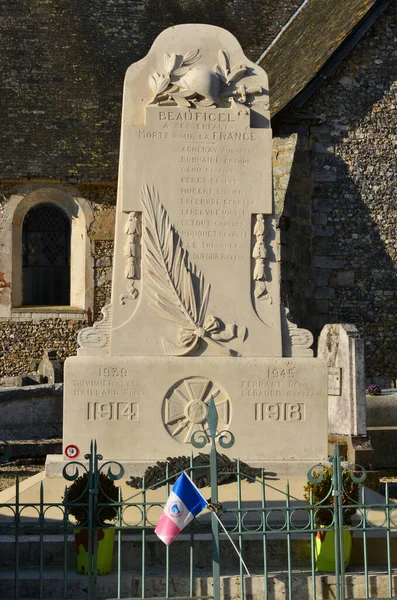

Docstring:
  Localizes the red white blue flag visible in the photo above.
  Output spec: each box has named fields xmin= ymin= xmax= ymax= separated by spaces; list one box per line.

xmin=155 ymin=472 xmax=207 ymax=545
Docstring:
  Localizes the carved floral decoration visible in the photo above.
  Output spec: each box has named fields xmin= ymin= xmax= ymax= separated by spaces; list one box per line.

xmin=141 ymin=186 xmax=246 ymax=357
xmin=252 ymin=213 xmax=271 ymax=303
xmin=149 ymin=49 xmax=265 ymax=112
xmin=120 ymin=211 xmax=141 ymax=305
xmin=77 ymin=303 xmax=112 ymax=350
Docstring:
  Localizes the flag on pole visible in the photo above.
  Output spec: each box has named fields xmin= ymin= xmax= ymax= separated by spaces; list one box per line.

xmin=155 ymin=472 xmax=207 ymax=545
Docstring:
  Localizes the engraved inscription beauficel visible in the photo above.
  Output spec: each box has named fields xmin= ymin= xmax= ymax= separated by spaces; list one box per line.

xmin=328 ymin=367 xmax=342 ymax=396
xmin=122 ymin=105 xmax=272 ymax=229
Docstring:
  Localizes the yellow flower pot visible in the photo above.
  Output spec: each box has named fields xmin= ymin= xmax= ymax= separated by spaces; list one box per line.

xmin=74 ymin=527 xmax=115 ymax=575
xmin=315 ymin=528 xmax=352 ymax=572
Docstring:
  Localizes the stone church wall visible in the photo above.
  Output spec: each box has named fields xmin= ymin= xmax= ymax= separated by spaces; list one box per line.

xmin=0 ymin=183 xmax=115 ymax=376
xmin=274 ymin=2 xmax=397 ymax=380
xmin=0 ymin=0 xmax=301 ymax=181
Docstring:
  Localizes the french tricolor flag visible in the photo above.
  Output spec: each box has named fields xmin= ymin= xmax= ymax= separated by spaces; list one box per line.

xmin=155 ymin=472 xmax=207 ymax=545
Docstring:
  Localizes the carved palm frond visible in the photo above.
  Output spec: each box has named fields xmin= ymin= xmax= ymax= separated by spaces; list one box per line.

xmin=141 ymin=186 xmax=210 ymax=330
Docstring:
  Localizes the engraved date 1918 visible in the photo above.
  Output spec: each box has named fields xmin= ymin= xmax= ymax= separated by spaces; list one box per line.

xmin=255 ymin=402 xmax=304 ymax=422
xmin=87 ymin=401 xmax=139 ymax=421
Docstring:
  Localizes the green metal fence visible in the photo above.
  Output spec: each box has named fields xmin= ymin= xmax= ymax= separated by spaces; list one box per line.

xmin=0 ymin=398 xmax=397 ymax=600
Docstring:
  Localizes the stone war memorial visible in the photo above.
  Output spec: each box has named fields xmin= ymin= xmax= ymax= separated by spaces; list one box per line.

xmin=62 ymin=24 xmax=329 ymax=473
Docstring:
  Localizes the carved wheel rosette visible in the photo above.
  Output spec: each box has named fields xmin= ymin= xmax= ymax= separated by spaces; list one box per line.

xmin=162 ymin=376 xmax=231 ymax=444
xmin=149 ymin=49 xmax=265 ymax=112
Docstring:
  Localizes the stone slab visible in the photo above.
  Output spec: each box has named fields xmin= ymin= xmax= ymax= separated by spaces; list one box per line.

xmin=366 ymin=390 xmax=397 ymax=426
xmin=0 ymin=384 xmax=63 ymax=440
xmin=75 ymin=23 xmax=283 ymax=359
xmin=45 ymin=454 xmax=324 ymax=478
xmin=2 ymin=568 xmax=397 ymax=600
xmin=366 ymin=427 xmax=397 ymax=468
xmin=63 ymin=355 xmax=328 ymax=464
xmin=318 ymin=324 xmax=366 ymax=437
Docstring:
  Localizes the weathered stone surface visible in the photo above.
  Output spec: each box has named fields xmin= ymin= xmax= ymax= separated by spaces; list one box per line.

xmin=63 ymin=356 xmax=327 ymax=463
xmin=37 ymin=350 xmax=64 ymax=384
xmin=318 ymin=323 xmax=366 ymax=437
xmin=89 ymin=24 xmax=282 ymax=359
xmin=88 ymin=208 xmax=116 ymax=241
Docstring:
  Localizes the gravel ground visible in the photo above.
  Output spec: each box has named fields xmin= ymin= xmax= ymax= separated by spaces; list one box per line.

xmin=0 ymin=459 xmax=45 ymax=492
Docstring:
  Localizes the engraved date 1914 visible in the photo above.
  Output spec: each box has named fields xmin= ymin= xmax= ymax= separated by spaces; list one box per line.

xmin=87 ymin=401 xmax=139 ymax=421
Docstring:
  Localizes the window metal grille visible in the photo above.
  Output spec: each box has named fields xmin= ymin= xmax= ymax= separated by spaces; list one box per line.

xmin=22 ymin=204 xmax=71 ymax=305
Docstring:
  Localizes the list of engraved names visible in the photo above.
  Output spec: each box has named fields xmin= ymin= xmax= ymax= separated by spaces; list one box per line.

xmin=138 ymin=108 xmax=270 ymax=263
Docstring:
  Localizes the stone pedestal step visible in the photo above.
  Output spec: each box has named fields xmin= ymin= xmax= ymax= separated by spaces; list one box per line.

xmin=0 ymin=532 xmax=395 ymax=570
xmin=0 ymin=567 xmax=396 ymax=600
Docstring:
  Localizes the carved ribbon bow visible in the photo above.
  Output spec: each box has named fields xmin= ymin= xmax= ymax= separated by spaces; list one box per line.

xmin=170 ymin=315 xmax=237 ymax=357
xmin=178 ymin=315 xmax=220 ymax=347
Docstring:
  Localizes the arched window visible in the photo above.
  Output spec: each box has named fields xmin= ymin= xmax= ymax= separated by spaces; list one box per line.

xmin=22 ymin=204 xmax=71 ymax=306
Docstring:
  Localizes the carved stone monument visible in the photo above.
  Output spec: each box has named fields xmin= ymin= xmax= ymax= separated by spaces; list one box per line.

xmin=62 ymin=25 xmax=328 ymax=472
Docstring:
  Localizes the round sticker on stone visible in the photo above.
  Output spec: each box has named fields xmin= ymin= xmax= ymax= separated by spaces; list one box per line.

xmin=64 ymin=444 xmax=79 ymax=459
xmin=167 ymin=500 xmax=184 ymax=519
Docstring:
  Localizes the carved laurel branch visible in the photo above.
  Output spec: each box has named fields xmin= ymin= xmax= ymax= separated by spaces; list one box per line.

xmin=141 ymin=185 xmax=241 ymax=357
xmin=149 ymin=49 xmax=263 ymax=112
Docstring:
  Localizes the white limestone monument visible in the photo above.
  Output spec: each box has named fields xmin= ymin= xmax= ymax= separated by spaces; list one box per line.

xmin=62 ymin=24 xmax=328 ymax=471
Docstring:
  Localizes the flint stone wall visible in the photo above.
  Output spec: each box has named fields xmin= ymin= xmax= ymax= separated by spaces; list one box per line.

xmin=0 ymin=0 xmax=301 ymax=181
xmin=274 ymin=1 xmax=397 ymax=379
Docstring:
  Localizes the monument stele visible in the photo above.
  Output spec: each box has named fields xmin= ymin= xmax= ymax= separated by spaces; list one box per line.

xmin=62 ymin=24 xmax=328 ymax=471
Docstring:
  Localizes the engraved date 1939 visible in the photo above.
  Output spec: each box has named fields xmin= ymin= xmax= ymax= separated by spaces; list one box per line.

xmin=95 ymin=367 xmax=128 ymax=378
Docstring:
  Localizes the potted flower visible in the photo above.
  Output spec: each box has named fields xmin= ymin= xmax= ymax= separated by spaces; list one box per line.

xmin=64 ymin=472 xmax=119 ymax=575
xmin=366 ymin=383 xmax=382 ymax=396
xmin=303 ymin=464 xmax=359 ymax=572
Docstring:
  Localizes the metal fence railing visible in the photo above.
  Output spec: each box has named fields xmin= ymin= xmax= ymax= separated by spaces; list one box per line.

xmin=0 ymin=398 xmax=397 ymax=600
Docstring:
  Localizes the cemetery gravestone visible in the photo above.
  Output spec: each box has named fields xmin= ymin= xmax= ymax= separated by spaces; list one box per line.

xmin=62 ymin=24 xmax=328 ymax=470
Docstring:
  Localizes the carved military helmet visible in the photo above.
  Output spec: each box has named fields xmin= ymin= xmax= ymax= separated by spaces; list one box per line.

xmin=179 ymin=67 xmax=221 ymax=105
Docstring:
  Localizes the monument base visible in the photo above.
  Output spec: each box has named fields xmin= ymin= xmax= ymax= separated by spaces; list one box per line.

xmin=45 ymin=454 xmax=326 ymax=478
xmin=63 ymin=355 xmax=328 ymax=465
